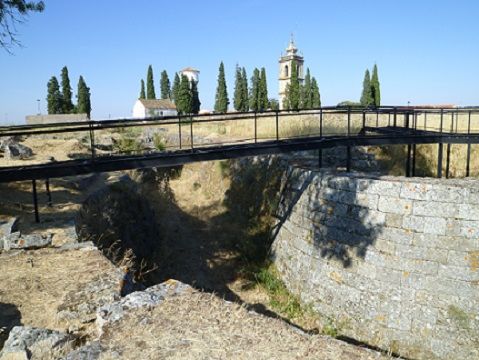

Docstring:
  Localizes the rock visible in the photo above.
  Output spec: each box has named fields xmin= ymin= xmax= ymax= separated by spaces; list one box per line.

xmin=0 ymin=326 xmax=74 ymax=359
xmin=63 ymin=341 xmax=103 ymax=360
xmin=56 ymin=271 xmax=122 ymax=330
xmin=58 ymin=241 xmax=96 ymax=252
xmin=0 ymin=218 xmax=19 ymax=250
xmin=96 ymin=280 xmax=192 ymax=335
xmin=3 ymin=233 xmax=52 ymax=251
xmin=4 ymin=143 xmax=33 ymax=160
xmin=0 ymin=137 xmax=15 ymax=152
xmin=94 ymin=135 xmax=114 ymax=151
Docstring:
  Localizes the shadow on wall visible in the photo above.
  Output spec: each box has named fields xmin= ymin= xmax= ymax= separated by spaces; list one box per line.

xmin=0 ymin=302 xmax=22 ymax=349
xmin=273 ymin=166 xmax=385 ymax=268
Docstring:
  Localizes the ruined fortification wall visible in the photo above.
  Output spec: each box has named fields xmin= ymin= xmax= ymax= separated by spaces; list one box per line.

xmin=271 ymin=167 xmax=479 ymax=359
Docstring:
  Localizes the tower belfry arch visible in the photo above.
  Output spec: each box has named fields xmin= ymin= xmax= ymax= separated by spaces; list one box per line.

xmin=278 ymin=35 xmax=304 ymax=109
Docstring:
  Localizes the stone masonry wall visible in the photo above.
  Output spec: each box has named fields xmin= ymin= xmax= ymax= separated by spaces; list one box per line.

xmin=271 ymin=166 xmax=479 ymax=359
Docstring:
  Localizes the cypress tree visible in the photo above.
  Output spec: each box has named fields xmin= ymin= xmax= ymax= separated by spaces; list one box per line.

xmin=160 ymin=70 xmax=171 ymax=99
xmin=171 ymin=73 xmax=180 ymax=103
xmin=311 ymin=77 xmax=321 ymax=108
xmin=249 ymin=68 xmax=260 ymax=112
xmin=146 ymin=65 xmax=156 ymax=99
xmin=301 ymin=68 xmax=312 ymax=109
xmin=241 ymin=67 xmax=249 ymax=112
xmin=360 ymin=69 xmax=372 ymax=107
xmin=47 ymin=76 xmax=62 ymax=114
xmin=214 ymin=61 xmax=229 ymax=113
xmin=190 ymin=80 xmax=201 ymax=114
xmin=77 ymin=76 xmax=91 ymax=119
xmin=287 ymin=60 xmax=300 ymax=111
xmin=177 ymin=75 xmax=191 ymax=114
xmin=61 ymin=66 xmax=73 ymax=113
xmin=259 ymin=67 xmax=268 ymax=111
xmin=370 ymin=64 xmax=381 ymax=107
xmin=139 ymin=79 xmax=146 ymax=99
xmin=233 ymin=65 xmax=243 ymax=111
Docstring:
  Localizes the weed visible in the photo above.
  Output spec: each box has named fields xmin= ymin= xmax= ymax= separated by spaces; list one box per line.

xmin=153 ymin=133 xmax=166 ymax=151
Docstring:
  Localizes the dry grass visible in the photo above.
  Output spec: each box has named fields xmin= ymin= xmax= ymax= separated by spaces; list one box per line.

xmin=99 ymin=288 xmax=385 ymax=360
xmin=0 ymin=248 xmax=117 ymax=332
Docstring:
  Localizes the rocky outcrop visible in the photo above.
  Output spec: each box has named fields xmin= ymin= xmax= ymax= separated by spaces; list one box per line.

xmin=0 ymin=326 xmax=74 ymax=359
xmin=0 ymin=218 xmax=53 ymax=251
xmin=96 ymin=280 xmax=192 ymax=336
xmin=3 ymin=143 xmax=33 ymax=160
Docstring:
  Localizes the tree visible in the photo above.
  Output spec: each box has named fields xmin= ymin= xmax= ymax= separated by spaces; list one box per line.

xmin=241 ymin=67 xmax=249 ymax=112
xmin=311 ymin=77 xmax=321 ymax=108
xmin=360 ymin=69 xmax=372 ymax=107
xmin=177 ymin=75 xmax=191 ymax=115
xmin=0 ymin=0 xmax=44 ymax=51
xmin=77 ymin=76 xmax=91 ymax=119
xmin=139 ymin=79 xmax=146 ymax=99
xmin=46 ymin=76 xmax=62 ymax=114
xmin=171 ymin=73 xmax=180 ymax=103
xmin=214 ymin=61 xmax=229 ymax=113
xmin=61 ymin=66 xmax=73 ymax=113
xmin=146 ymin=65 xmax=156 ymax=99
xmin=258 ymin=67 xmax=268 ymax=111
xmin=190 ymin=80 xmax=201 ymax=114
xmin=370 ymin=64 xmax=381 ymax=107
xmin=286 ymin=60 xmax=300 ymax=110
xmin=269 ymin=99 xmax=279 ymax=111
xmin=160 ymin=70 xmax=171 ymax=100
xmin=249 ymin=68 xmax=260 ymax=112
xmin=233 ymin=65 xmax=244 ymax=111
xmin=301 ymin=68 xmax=312 ymax=109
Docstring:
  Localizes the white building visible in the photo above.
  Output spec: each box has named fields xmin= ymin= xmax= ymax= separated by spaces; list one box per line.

xmin=278 ymin=38 xmax=304 ymax=109
xmin=132 ymin=99 xmax=177 ymax=118
xmin=180 ymin=67 xmax=200 ymax=83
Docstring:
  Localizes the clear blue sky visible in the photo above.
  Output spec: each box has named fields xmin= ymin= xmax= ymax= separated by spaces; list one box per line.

xmin=1 ymin=0 xmax=479 ymax=124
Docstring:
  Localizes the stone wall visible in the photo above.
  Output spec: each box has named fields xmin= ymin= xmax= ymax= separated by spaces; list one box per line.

xmin=271 ymin=166 xmax=479 ymax=359
xmin=25 ymin=113 xmax=88 ymax=125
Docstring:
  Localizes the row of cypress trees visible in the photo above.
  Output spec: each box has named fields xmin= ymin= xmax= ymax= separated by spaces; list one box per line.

xmin=360 ymin=64 xmax=381 ymax=107
xmin=214 ymin=61 xmax=321 ymax=114
xmin=46 ymin=66 xmax=91 ymax=118
xmin=139 ymin=65 xmax=200 ymax=115
xmin=215 ymin=62 xmax=280 ymax=114
xmin=283 ymin=60 xmax=321 ymax=111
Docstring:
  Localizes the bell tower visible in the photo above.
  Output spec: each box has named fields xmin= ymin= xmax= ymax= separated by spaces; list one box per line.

xmin=278 ymin=35 xmax=304 ymax=109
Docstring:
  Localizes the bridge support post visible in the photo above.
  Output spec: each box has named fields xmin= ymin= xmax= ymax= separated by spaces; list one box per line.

xmin=466 ymin=111 xmax=471 ymax=177
xmin=45 ymin=179 xmax=52 ymax=207
xmin=412 ymin=144 xmax=417 ymax=177
xmin=393 ymin=107 xmax=397 ymax=127
xmin=346 ymin=146 xmax=351 ymax=172
xmin=254 ymin=112 xmax=257 ymax=143
xmin=190 ymin=116 xmax=194 ymax=149
xmin=466 ymin=144 xmax=471 ymax=177
xmin=406 ymin=144 xmax=412 ymax=177
xmin=437 ymin=143 xmax=443 ymax=178
xmin=446 ymin=144 xmax=451 ymax=179
xmin=32 ymin=179 xmax=39 ymax=223
xmin=178 ymin=115 xmax=182 ymax=149
xmin=275 ymin=110 xmax=279 ymax=141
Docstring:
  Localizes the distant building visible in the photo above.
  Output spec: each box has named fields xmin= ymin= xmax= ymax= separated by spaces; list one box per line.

xmin=26 ymin=113 xmax=88 ymax=125
xmin=180 ymin=67 xmax=200 ymax=83
xmin=132 ymin=99 xmax=177 ymax=118
xmin=278 ymin=37 xmax=304 ymax=109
